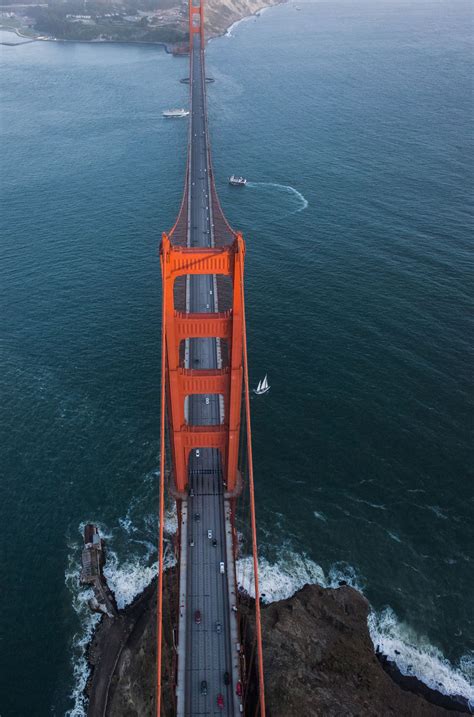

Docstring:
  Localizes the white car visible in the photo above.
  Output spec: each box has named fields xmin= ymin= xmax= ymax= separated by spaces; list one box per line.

xmin=207 ymin=529 xmax=212 ymax=539
xmin=195 ymin=449 xmax=200 ymax=458
xmin=219 ymin=562 xmax=225 ymax=574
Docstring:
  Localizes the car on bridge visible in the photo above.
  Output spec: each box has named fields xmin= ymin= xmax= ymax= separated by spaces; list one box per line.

xmin=194 ymin=610 xmax=201 ymax=624
xmin=200 ymin=680 xmax=207 ymax=696
xmin=219 ymin=561 xmax=225 ymax=574
xmin=217 ymin=693 xmax=224 ymax=710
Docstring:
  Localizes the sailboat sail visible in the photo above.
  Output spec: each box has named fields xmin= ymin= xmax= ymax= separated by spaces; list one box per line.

xmin=254 ymin=374 xmax=270 ymax=395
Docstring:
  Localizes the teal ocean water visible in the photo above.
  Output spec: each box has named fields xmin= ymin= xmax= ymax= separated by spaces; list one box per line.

xmin=1 ymin=1 xmax=473 ymax=713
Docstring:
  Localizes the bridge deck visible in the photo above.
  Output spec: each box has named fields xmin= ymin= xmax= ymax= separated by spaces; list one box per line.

xmin=175 ymin=34 xmax=241 ymax=717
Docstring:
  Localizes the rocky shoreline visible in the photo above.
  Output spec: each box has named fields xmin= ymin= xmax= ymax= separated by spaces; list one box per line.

xmin=84 ymin=572 xmax=471 ymax=716
xmin=0 ymin=0 xmax=281 ymax=48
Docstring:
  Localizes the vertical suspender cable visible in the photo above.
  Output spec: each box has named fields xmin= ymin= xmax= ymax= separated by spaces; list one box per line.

xmin=157 ymin=249 xmax=167 ymax=717
xmin=239 ymin=237 xmax=266 ymax=716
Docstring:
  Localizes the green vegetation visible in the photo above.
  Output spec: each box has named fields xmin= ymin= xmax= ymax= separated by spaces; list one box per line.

xmin=22 ymin=0 xmax=188 ymax=43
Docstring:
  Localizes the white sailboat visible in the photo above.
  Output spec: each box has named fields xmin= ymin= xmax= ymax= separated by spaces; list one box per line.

xmin=254 ymin=374 xmax=270 ymax=395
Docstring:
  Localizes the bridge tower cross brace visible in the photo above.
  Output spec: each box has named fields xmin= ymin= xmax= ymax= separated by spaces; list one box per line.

xmin=160 ymin=233 xmax=245 ymax=495
xmin=189 ymin=0 xmax=205 ymax=45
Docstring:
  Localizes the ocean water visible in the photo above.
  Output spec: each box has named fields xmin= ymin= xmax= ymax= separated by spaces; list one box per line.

xmin=1 ymin=1 xmax=473 ymax=714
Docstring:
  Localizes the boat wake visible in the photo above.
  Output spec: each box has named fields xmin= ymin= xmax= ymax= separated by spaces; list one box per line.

xmin=246 ymin=181 xmax=309 ymax=216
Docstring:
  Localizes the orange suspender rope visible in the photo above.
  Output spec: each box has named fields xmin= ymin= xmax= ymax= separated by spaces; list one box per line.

xmin=239 ymin=240 xmax=266 ymax=716
xmin=156 ymin=271 xmax=167 ymax=717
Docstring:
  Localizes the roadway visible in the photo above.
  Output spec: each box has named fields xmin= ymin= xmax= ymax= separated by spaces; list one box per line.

xmin=175 ymin=34 xmax=241 ymax=717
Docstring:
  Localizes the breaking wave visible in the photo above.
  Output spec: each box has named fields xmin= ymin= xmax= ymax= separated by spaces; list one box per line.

xmin=65 ymin=559 xmax=101 ymax=717
xmin=66 ymin=509 xmax=473 ymax=712
xmin=225 ymin=14 xmax=256 ymax=38
xmin=237 ymin=550 xmax=361 ymax=603
xmin=237 ymin=548 xmax=474 ymax=706
xmin=369 ymin=608 xmax=474 ymax=706
xmin=65 ymin=498 xmax=177 ymax=717
xmin=222 ymin=5 xmax=273 ymax=39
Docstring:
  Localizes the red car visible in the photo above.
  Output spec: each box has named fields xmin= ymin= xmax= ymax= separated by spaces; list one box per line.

xmin=236 ymin=680 xmax=242 ymax=697
xmin=194 ymin=610 xmax=201 ymax=624
xmin=217 ymin=693 xmax=224 ymax=710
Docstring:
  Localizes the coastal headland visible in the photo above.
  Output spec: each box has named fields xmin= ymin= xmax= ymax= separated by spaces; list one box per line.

xmin=0 ymin=0 xmax=281 ymax=47
xmin=84 ymin=567 xmax=471 ymax=716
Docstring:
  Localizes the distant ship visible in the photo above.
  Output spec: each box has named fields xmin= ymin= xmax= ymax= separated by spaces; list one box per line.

xmin=163 ymin=108 xmax=189 ymax=118
xmin=254 ymin=375 xmax=270 ymax=395
xmin=229 ymin=175 xmax=247 ymax=186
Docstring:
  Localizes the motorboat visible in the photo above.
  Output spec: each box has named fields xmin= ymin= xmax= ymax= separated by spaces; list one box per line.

xmin=229 ymin=175 xmax=247 ymax=186
xmin=162 ymin=108 xmax=189 ymax=118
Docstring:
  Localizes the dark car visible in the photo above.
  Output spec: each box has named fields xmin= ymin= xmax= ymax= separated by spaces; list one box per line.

xmin=223 ymin=671 xmax=230 ymax=685
xmin=200 ymin=680 xmax=207 ymax=695
xmin=194 ymin=512 xmax=200 ymax=521
xmin=212 ymin=538 xmax=217 ymax=547
xmin=194 ymin=610 xmax=201 ymax=624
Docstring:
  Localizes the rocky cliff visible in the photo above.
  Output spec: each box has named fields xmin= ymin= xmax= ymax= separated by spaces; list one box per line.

xmin=85 ymin=576 xmax=469 ymax=716
xmin=204 ymin=0 xmax=280 ymax=38
xmin=241 ymin=583 xmax=468 ymax=716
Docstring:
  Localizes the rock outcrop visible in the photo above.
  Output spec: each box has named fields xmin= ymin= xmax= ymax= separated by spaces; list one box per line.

xmin=85 ymin=576 xmax=469 ymax=716
xmin=204 ymin=0 xmax=280 ymax=38
xmin=241 ymin=584 xmax=467 ymax=716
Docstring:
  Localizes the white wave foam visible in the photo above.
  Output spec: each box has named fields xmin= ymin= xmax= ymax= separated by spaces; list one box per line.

xmin=103 ymin=552 xmax=157 ymax=610
xmin=225 ymin=14 xmax=255 ymax=38
xmin=164 ymin=503 xmax=179 ymax=535
xmin=349 ymin=496 xmax=387 ymax=510
xmin=119 ymin=516 xmax=137 ymax=534
xmin=426 ymin=505 xmax=449 ymax=520
xmin=387 ymin=530 xmax=402 ymax=543
xmin=67 ymin=505 xmax=473 ymax=710
xmin=369 ymin=608 xmax=474 ymax=704
xmin=223 ymin=3 xmax=274 ymax=38
xmin=236 ymin=550 xmax=361 ymax=603
xmin=246 ymin=181 xmax=309 ymax=214
xmin=237 ymin=548 xmax=473 ymax=704
xmin=65 ymin=499 xmax=178 ymax=715
xmin=64 ymin=556 xmax=101 ymax=717
xmin=313 ymin=510 xmax=327 ymax=522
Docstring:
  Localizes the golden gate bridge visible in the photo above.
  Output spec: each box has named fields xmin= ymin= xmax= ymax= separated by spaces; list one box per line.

xmin=157 ymin=0 xmax=266 ymax=714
